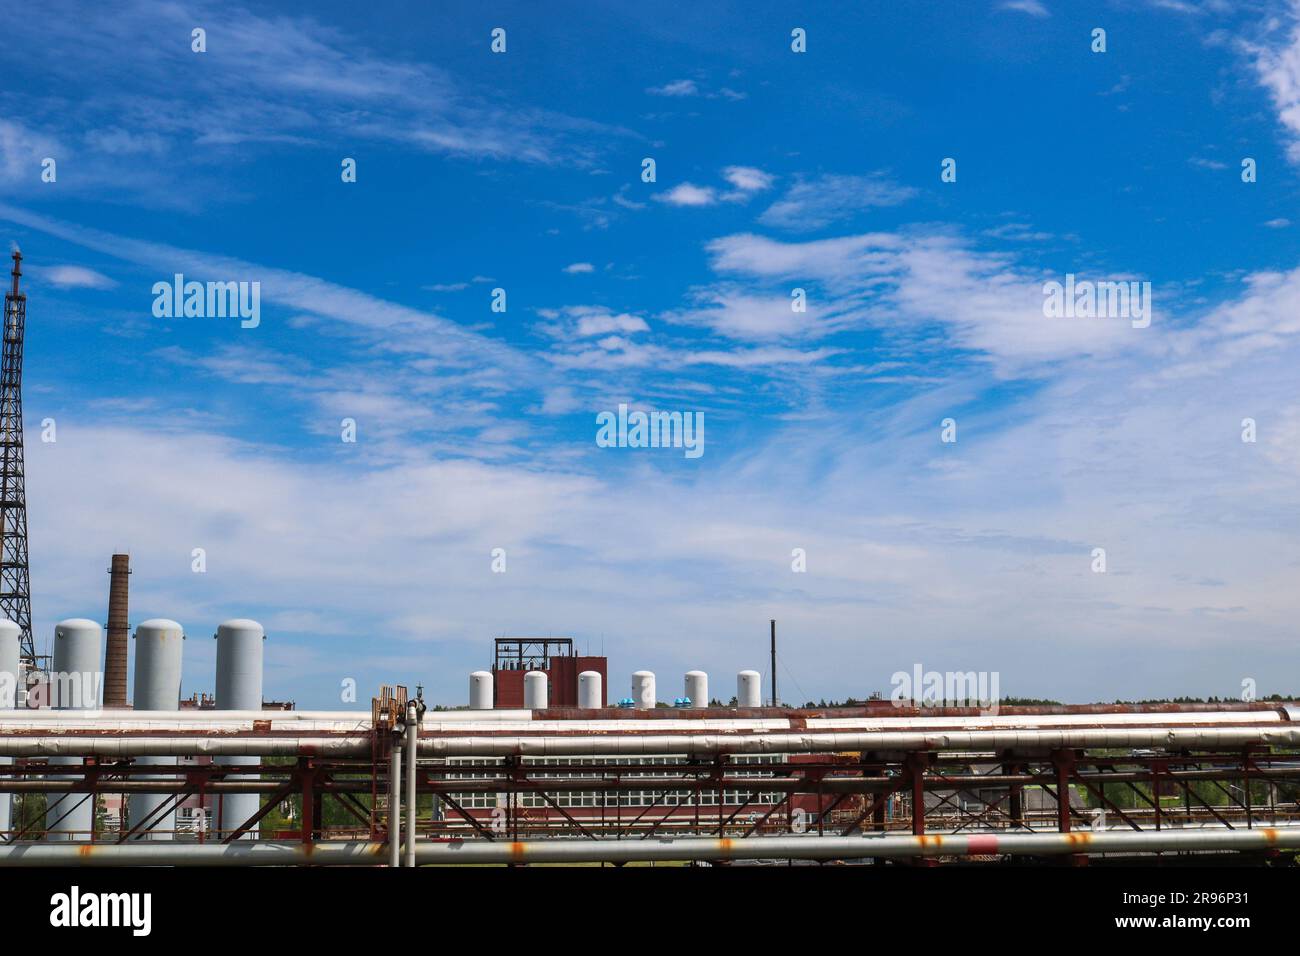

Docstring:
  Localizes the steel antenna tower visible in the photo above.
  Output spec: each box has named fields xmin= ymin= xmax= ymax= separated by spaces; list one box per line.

xmin=0 ymin=250 xmax=35 ymax=666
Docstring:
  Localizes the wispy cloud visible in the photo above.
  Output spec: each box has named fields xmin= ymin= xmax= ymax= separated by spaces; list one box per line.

xmin=758 ymin=173 xmax=917 ymax=231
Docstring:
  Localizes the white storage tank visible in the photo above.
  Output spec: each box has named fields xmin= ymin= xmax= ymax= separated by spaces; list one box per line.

xmin=632 ymin=670 xmax=656 ymax=709
xmin=129 ymin=619 xmax=184 ymax=841
xmin=214 ymin=619 xmax=265 ymax=841
xmin=578 ymin=671 xmax=602 ymax=709
xmin=469 ymin=671 xmax=493 ymax=710
xmin=685 ymin=670 xmax=708 ymax=708
xmin=524 ymin=670 xmax=548 ymax=709
xmin=46 ymin=619 xmax=103 ymax=841
xmin=737 ymin=670 xmax=763 ymax=708
xmin=0 ymin=618 xmax=19 ymax=838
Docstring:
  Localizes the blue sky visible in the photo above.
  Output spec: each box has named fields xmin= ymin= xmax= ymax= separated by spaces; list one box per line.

xmin=2 ymin=0 xmax=1300 ymax=708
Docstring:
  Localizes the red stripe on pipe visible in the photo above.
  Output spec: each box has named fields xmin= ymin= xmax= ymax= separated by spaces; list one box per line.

xmin=966 ymin=835 xmax=999 ymax=855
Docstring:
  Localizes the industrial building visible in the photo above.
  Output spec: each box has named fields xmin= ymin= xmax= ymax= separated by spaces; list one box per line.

xmin=489 ymin=638 xmax=607 ymax=708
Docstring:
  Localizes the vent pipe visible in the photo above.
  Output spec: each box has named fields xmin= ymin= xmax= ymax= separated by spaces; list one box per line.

xmin=103 ymin=554 xmax=130 ymax=708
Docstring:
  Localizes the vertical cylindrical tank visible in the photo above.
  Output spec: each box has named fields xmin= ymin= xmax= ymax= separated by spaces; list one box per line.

xmin=469 ymin=671 xmax=493 ymax=710
xmin=685 ymin=671 xmax=708 ymax=709
xmin=45 ymin=619 xmax=103 ymax=841
xmin=632 ymin=670 xmax=656 ymax=709
xmin=0 ymin=619 xmax=19 ymax=837
xmin=578 ymin=671 xmax=602 ymax=709
xmin=129 ymin=619 xmax=184 ymax=841
xmin=737 ymin=670 xmax=762 ymax=708
xmin=214 ymin=619 xmax=264 ymax=840
xmin=523 ymin=670 xmax=548 ymax=709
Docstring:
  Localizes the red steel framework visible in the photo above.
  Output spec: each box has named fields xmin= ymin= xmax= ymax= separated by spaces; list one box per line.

xmin=2 ymin=698 xmax=1299 ymax=863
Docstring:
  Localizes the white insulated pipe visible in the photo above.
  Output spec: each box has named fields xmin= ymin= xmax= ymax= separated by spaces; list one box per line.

xmin=578 ymin=671 xmax=602 ymax=709
xmin=2 ymin=827 xmax=1296 ymax=866
xmin=404 ymin=702 xmax=417 ymax=868
xmin=685 ymin=671 xmax=707 ymax=708
xmin=469 ymin=671 xmax=493 ymax=710
xmin=128 ymin=619 xmax=184 ymax=842
xmin=214 ymin=619 xmax=264 ymax=841
xmin=632 ymin=671 xmax=655 ymax=709
xmin=0 ymin=618 xmax=19 ymax=839
xmin=737 ymin=670 xmax=762 ymax=708
xmin=388 ymin=737 xmax=401 ymax=868
xmin=5 ymin=724 xmax=1300 ymax=758
xmin=45 ymin=619 xmax=102 ymax=842
xmin=523 ymin=671 xmax=548 ymax=710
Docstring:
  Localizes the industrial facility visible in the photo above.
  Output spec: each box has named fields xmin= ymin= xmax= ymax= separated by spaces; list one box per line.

xmin=0 ymin=252 xmax=1298 ymax=867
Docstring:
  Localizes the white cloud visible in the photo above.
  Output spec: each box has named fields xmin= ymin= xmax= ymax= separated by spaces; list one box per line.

xmin=1244 ymin=2 xmax=1300 ymax=162
xmin=721 ymin=166 xmax=774 ymax=193
xmin=759 ymin=173 xmax=917 ymax=231
xmin=647 ymin=79 xmax=699 ymax=97
xmin=1000 ymin=0 xmax=1049 ymax=16
xmin=654 ymin=183 xmax=717 ymax=207
xmin=563 ymin=262 xmax=596 ymax=274
xmin=28 ymin=264 xmax=117 ymax=289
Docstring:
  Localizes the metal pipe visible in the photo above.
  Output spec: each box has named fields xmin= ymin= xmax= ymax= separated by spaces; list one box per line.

xmin=388 ymin=738 xmax=401 ymax=868
xmin=0 ymin=826 xmax=1295 ymax=866
xmin=5 ymin=724 xmax=1300 ymax=758
xmin=405 ymin=701 xmax=417 ymax=868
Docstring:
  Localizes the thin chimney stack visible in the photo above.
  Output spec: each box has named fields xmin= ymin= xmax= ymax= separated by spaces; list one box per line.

xmin=104 ymin=553 xmax=130 ymax=708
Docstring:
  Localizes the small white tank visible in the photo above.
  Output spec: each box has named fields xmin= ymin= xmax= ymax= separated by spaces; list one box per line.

xmin=0 ymin=618 xmax=19 ymax=837
xmin=737 ymin=670 xmax=763 ymax=708
xmin=632 ymin=670 xmax=656 ymax=709
xmin=685 ymin=670 xmax=708 ymax=708
xmin=524 ymin=670 xmax=548 ymax=709
xmin=130 ymin=619 xmax=184 ymax=841
xmin=46 ymin=619 xmax=103 ymax=842
xmin=469 ymin=671 xmax=493 ymax=710
xmin=578 ymin=671 xmax=602 ymax=709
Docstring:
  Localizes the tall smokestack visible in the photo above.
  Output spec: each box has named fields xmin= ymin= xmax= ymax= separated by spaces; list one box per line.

xmin=104 ymin=553 xmax=131 ymax=707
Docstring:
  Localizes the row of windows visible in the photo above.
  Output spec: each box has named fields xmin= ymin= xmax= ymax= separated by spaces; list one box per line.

xmin=441 ymin=755 xmax=786 ymax=810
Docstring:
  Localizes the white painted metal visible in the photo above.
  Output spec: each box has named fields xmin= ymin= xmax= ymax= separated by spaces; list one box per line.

xmin=45 ymin=619 xmax=102 ymax=841
xmin=0 ymin=618 xmax=19 ymax=837
xmin=389 ymin=739 xmax=401 ymax=868
xmin=469 ymin=671 xmax=493 ymax=710
xmin=129 ymin=619 xmax=184 ymax=841
xmin=632 ymin=670 xmax=656 ymax=709
xmin=4 ymin=827 xmax=1298 ymax=866
xmin=737 ymin=670 xmax=762 ymax=708
xmin=578 ymin=671 xmax=601 ymax=709
xmin=685 ymin=671 xmax=708 ymax=708
xmin=4 ymin=722 xmax=1300 ymax=759
xmin=214 ymin=619 xmax=264 ymax=841
xmin=524 ymin=671 xmax=548 ymax=710
xmin=405 ymin=701 xmax=417 ymax=867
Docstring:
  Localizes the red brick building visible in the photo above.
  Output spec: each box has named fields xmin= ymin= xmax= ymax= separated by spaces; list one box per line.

xmin=491 ymin=637 xmax=607 ymax=708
